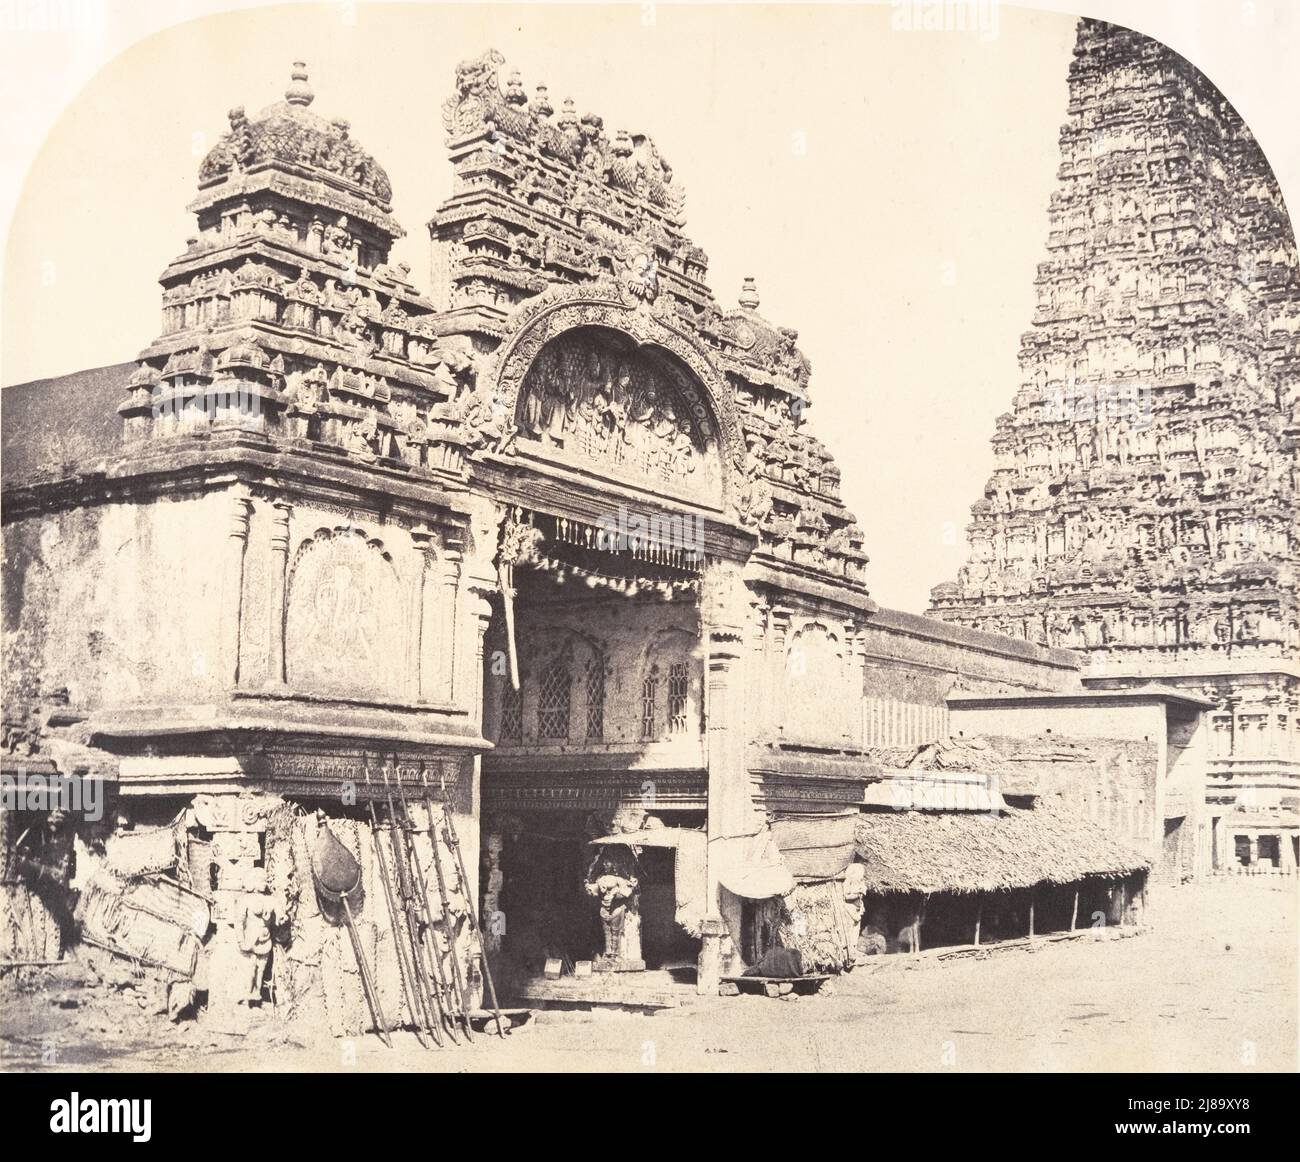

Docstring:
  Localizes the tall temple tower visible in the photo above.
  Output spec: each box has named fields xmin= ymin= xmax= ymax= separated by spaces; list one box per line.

xmin=928 ymin=19 xmax=1300 ymax=871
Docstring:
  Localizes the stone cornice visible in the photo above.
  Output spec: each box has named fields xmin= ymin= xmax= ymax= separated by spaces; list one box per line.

xmin=1 ymin=434 xmax=471 ymax=524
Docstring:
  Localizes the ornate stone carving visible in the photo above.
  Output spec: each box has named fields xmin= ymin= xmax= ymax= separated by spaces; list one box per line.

xmin=485 ymin=285 xmax=743 ymax=502
xmin=932 ymin=20 xmax=1299 ymax=672
xmin=516 ymin=327 xmax=713 ymax=492
xmin=200 ymin=64 xmax=395 ymax=210
xmin=442 ymin=50 xmax=679 ymax=215
xmin=927 ymin=19 xmax=1299 ymax=838
xmin=284 ymin=528 xmax=406 ymax=698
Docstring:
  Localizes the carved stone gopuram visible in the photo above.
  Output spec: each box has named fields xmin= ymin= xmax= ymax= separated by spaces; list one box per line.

xmin=929 ymin=19 xmax=1300 ymax=865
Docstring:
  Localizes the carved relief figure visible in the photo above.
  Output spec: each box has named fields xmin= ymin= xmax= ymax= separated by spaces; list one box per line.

xmin=516 ymin=330 xmax=718 ymax=495
xmin=584 ymin=847 xmax=642 ymax=970
xmin=285 ymin=530 xmax=405 ymax=698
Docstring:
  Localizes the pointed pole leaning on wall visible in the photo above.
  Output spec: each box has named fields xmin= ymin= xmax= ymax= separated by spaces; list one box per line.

xmin=498 ymin=560 xmax=520 ymax=691
xmin=363 ymin=763 xmax=437 ymax=1049
xmin=397 ymin=765 xmax=473 ymax=1042
xmin=383 ymin=762 xmax=460 ymax=1045
xmin=429 ymin=767 xmax=506 ymax=1039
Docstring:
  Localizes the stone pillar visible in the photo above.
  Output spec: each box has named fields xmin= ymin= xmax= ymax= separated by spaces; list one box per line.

xmin=464 ymin=589 xmax=494 ymax=732
xmin=408 ymin=525 xmax=435 ymax=702
xmin=1264 ymin=698 xmax=1281 ymax=757
xmin=436 ymin=539 xmax=465 ymax=704
xmin=701 ymin=635 xmax=743 ymax=997
xmin=698 ymin=561 xmax=753 ymax=995
xmin=223 ymin=487 xmax=254 ymax=687
xmin=264 ymin=499 xmax=292 ymax=689
xmin=849 ymin=623 xmax=870 ymax=747
xmin=769 ymin=608 xmax=791 ymax=732
xmin=748 ymin=599 xmax=771 ymax=733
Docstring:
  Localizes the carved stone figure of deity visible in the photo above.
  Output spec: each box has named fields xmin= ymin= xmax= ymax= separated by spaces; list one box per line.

xmin=345 ymin=409 xmax=380 ymax=460
xmin=237 ymin=870 xmax=277 ymax=1003
xmin=584 ymin=848 xmax=642 ymax=971
xmin=1113 ymin=419 xmax=1131 ymax=466
xmin=521 ymin=362 xmax=571 ymax=442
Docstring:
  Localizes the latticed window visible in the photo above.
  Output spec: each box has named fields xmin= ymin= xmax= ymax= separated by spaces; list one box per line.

xmin=667 ymin=662 xmax=689 ymax=735
xmin=641 ymin=665 xmax=659 ymax=741
xmin=501 ymin=682 xmax=522 ymax=743
xmin=537 ymin=648 xmax=572 ymax=740
xmin=585 ymin=656 xmax=605 ymax=741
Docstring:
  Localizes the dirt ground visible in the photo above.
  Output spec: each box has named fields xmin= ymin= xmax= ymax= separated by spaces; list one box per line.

xmin=3 ymin=877 xmax=1295 ymax=1073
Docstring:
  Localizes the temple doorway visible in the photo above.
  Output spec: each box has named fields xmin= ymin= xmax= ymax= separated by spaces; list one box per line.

xmin=480 ymin=508 xmax=710 ymax=996
xmin=483 ymin=808 xmax=705 ymax=995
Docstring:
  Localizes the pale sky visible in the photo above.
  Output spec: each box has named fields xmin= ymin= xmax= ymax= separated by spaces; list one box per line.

xmin=2 ymin=3 xmax=1294 ymax=613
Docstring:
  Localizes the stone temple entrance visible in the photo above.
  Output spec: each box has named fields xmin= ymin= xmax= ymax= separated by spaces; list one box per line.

xmin=481 ymin=809 xmax=706 ymax=993
xmin=479 ymin=509 xmax=710 ymax=1000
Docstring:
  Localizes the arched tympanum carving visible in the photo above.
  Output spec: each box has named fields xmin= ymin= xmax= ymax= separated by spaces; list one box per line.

xmin=483 ymin=284 xmax=744 ymax=514
xmin=515 ymin=326 xmax=723 ymax=504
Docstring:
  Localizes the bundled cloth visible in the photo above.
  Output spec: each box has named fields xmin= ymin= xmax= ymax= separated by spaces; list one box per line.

xmin=1 ymin=883 xmax=63 ymax=961
xmin=777 ymin=877 xmax=860 ymax=973
xmin=105 ymin=815 xmax=185 ymax=878
xmin=75 ymin=870 xmax=210 ymax=978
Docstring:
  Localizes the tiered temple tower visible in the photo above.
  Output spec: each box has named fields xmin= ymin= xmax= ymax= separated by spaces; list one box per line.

xmin=928 ymin=19 xmax=1300 ymax=869
xmin=115 ymin=55 xmax=869 ymax=592
xmin=117 ymin=63 xmax=472 ymax=474
xmin=426 ymin=50 xmax=869 ymax=586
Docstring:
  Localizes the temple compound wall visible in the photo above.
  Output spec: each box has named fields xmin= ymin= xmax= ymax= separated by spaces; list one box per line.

xmin=947 ymin=690 xmax=1210 ymax=878
xmin=1 ymin=43 xmax=1201 ymax=1023
xmin=928 ymin=18 xmax=1300 ymax=874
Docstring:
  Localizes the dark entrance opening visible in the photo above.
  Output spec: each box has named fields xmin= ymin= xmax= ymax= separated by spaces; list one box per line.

xmin=1257 ymin=835 xmax=1281 ymax=869
xmin=1234 ymin=834 xmax=1252 ymax=866
xmin=489 ymin=808 xmax=704 ymax=992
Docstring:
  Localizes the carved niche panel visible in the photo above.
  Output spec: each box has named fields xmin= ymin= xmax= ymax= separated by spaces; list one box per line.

xmin=515 ymin=328 xmax=722 ymax=502
xmin=285 ymin=528 xmax=405 ymax=699
xmin=783 ymin=621 xmax=856 ymax=746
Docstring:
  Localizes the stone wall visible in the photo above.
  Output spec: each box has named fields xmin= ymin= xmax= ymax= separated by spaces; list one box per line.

xmin=976 ymin=733 xmax=1159 ymax=861
xmin=4 ymin=490 xmax=230 ymax=711
xmin=862 ymin=607 xmax=1082 ymax=701
xmin=949 ymin=695 xmax=1210 ymax=878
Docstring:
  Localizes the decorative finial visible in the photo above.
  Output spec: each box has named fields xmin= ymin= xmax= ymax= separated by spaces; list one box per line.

xmin=505 ymin=69 xmax=527 ymax=106
xmin=739 ymin=276 xmax=760 ymax=310
xmin=285 ymin=61 xmax=314 ymax=107
xmin=534 ymin=84 xmax=553 ymax=118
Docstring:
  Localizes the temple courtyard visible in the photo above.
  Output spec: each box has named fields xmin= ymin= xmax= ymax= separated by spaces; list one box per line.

xmin=3 ymin=877 xmax=1293 ymax=1073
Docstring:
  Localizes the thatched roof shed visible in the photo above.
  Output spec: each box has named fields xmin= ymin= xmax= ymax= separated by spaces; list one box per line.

xmin=854 ymin=804 xmax=1148 ymax=895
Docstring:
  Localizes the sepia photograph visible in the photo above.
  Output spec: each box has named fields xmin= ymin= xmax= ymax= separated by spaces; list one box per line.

xmin=0 ymin=0 xmax=1295 ymax=1129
